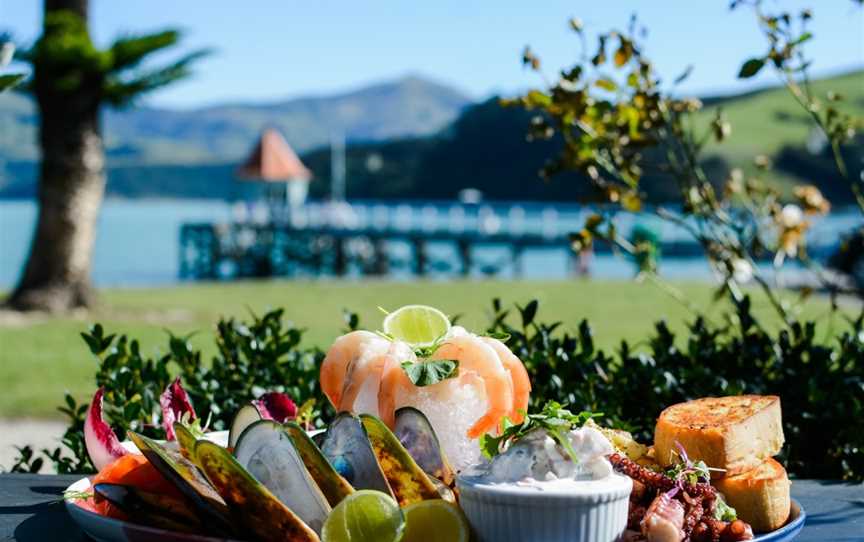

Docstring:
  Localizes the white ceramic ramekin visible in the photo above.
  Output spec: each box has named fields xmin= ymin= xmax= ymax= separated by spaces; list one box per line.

xmin=456 ymin=474 xmax=632 ymax=542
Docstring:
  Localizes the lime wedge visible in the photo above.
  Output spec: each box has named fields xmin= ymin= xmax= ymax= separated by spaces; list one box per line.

xmin=402 ymin=500 xmax=470 ymax=542
xmin=383 ymin=305 xmax=451 ymax=347
xmin=322 ymin=490 xmax=405 ymax=542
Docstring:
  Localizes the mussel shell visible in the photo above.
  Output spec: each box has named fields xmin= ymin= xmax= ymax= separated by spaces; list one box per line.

xmin=360 ymin=414 xmax=444 ymax=507
xmin=195 ymin=439 xmax=319 ymax=542
xmin=228 ymin=403 xmax=261 ymax=449
xmin=283 ymin=422 xmax=354 ymax=507
xmin=233 ymin=420 xmax=331 ymax=534
xmin=311 ymin=430 xmax=327 ymax=449
xmin=126 ymin=431 xmax=234 ymax=537
xmin=394 ymin=406 xmax=455 ymax=486
xmin=93 ymin=483 xmax=203 ymax=533
xmin=171 ymin=422 xmax=198 ymax=461
xmin=319 ymin=412 xmax=393 ymax=496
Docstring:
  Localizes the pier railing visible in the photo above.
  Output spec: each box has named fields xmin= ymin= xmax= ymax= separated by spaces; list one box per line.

xmin=179 ymin=200 xmax=844 ymax=280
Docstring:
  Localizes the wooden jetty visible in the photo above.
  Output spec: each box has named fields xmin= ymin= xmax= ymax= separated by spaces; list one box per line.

xmin=180 ymin=215 xmax=696 ymax=281
xmin=178 ymin=201 xmax=842 ymax=281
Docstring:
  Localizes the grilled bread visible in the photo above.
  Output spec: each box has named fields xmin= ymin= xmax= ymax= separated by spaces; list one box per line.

xmin=715 ymin=458 xmax=791 ymax=532
xmin=654 ymin=395 xmax=784 ymax=478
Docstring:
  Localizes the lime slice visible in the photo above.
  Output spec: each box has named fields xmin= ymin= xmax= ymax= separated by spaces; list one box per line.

xmin=383 ymin=305 xmax=451 ymax=347
xmin=402 ymin=500 xmax=470 ymax=542
xmin=322 ymin=490 xmax=405 ymax=542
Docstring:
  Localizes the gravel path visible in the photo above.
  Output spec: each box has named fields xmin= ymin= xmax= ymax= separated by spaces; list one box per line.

xmin=0 ymin=419 xmax=67 ymax=472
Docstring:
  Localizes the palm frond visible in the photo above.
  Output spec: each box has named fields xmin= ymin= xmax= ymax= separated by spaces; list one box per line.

xmin=108 ymin=30 xmax=181 ymax=73
xmin=103 ymin=49 xmax=210 ymax=107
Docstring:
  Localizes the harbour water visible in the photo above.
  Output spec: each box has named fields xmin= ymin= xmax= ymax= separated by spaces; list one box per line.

xmin=1 ymin=199 xmax=858 ymax=288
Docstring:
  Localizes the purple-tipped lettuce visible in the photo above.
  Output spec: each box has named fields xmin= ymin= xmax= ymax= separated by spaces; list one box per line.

xmin=160 ymin=378 xmax=196 ymax=440
xmin=252 ymin=392 xmax=297 ymax=423
xmin=84 ymin=388 xmax=128 ymax=471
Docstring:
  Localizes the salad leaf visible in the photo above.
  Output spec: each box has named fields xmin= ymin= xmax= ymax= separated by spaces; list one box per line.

xmin=479 ymin=401 xmax=601 ymax=461
xmin=401 ymin=360 xmax=459 ymax=387
xmin=713 ymin=494 xmax=738 ymax=521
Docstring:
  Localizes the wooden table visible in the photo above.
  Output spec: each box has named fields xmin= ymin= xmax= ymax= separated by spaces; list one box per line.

xmin=0 ymin=474 xmax=861 ymax=541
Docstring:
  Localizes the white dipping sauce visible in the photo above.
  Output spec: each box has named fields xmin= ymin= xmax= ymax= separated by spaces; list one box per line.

xmin=463 ymin=426 xmax=624 ymax=492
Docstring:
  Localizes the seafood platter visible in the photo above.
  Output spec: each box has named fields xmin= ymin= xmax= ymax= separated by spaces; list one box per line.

xmin=66 ymin=305 xmax=805 ymax=541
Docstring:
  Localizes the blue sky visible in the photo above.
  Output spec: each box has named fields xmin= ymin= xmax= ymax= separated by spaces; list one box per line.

xmin=3 ymin=0 xmax=862 ymax=108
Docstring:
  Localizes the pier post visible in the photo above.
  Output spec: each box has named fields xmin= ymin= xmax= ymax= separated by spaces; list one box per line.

xmin=512 ymin=245 xmax=524 ymax=277
xmin=413 ymin=238 xmax=427 ymax=276
xmin=334 ymin=237 xmax=347 ymax=276
xmin=372 ymin=238 xmax=389 ymax=275
xmin=457 ymin=239 xmax=472 ymax=276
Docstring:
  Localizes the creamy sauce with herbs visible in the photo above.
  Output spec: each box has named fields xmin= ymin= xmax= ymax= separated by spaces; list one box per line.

xmin=462 ymin=426 xmax=630 ymax=493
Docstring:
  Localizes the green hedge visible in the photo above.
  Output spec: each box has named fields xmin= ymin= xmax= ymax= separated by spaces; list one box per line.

xmin=8 ymin=298 xmax=863 ymax=480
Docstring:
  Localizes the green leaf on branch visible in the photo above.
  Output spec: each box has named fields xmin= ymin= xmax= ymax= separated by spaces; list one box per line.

xmin=792 ymin=32 xmax=813 ymax=46
xmin=738 ymin=58 xmax=765 ymax=78
xmin=595 ymin=78 xmax=617 ymax=91
xmin=525 ymin=89 xmax=552 ymax=107
xmin=401 ymin=360 xmax=459 ymax=387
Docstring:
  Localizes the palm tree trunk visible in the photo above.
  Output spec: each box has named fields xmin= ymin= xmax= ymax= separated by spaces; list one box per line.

xmin=6 ymin=0 xmax=104 ymax=312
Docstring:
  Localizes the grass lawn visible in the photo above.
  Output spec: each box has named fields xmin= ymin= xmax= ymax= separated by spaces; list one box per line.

xmin=0 ymin=278 xmax=851 ymax=419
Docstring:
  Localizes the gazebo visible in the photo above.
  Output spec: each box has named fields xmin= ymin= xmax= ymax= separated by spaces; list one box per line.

xmin=235 ymin=128 xmax=312 ymax=216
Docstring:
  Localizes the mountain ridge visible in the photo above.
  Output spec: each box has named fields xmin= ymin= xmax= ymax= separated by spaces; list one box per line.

xmin=0 ymin=74 xmax=473 ymax=165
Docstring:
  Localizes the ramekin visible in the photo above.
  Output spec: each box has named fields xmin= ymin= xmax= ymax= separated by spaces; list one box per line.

xmin=456 ymin=473 xmax=632 ymax=542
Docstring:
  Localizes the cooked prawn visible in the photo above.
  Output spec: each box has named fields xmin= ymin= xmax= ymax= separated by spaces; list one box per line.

xmin=434 ymin=331 xmax=513 ymax=438
xmin=377 ymin=344 xmax=418 ymax=427
xmin=339 ymin=340 xmax=413 ymax=416
xmin=320 ymin=331 xmax=389 ymax=409
xmin=378 ymin=327 xmax=514 ymax=438
xmin=481 ymin=337 xmax=531 ymax=424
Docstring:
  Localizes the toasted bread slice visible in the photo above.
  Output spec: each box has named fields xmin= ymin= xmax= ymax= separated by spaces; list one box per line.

xmin=715 ymin=458 xmax=791 ymax=532
xmin=654 ymin=395 xmax=784 ymax=477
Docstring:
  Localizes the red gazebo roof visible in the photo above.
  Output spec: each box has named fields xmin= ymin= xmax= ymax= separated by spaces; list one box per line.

xmin=236 ymin=128 xmax=312 ymax=182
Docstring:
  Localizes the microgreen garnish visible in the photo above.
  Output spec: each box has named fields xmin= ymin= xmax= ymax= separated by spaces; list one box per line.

xmin=401 ymin=359 xmax=459 ymax=386
xmin=479 ymin=401 xmax=601 ymax=463
xmin=295 ymin=398 xmax=317 ymax=430
xmin=63 ymin=489 xmax=93 ymax=502
xmin=483 ymin=331 xmax=511 ymax=342
xmin=664 ymin=441 xmax=725 ymax=494
xmin=178 ymin=410 xmax=211 ymax=439
xmin=374 ymin=330 xmax=396 ymax=342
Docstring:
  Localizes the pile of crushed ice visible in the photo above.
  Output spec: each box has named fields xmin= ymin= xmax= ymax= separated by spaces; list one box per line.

xmin=396 ymin=377 xmax=489 ymax=472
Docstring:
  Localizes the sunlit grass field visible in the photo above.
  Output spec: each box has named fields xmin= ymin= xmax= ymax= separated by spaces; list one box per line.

xmin=0 ymin=278 xmax=849 ymax=418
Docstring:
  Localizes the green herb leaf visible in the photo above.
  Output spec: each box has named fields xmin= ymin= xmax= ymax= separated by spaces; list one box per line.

xmin=480 ymin=401 xmax=601 ymax=459
xmin=400 ymin=359 xmax=459 ymax=387
xmin=714 ymin=495 xmax=738 ymax=521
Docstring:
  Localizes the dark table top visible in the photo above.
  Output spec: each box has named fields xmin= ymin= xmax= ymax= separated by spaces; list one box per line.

xmin=0 ymin=474 xmax=861 ymax=541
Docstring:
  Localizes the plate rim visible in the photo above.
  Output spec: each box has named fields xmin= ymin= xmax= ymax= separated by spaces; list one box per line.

xmin=64 ymin=476 xmax=240 ymax=542
xmin=65 ymin=477 xmax=807 ymax=542
xmin=752 ymin=499 xmax=805 ymax=542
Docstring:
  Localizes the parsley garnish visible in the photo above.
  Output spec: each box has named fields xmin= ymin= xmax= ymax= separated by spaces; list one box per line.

xmin=479 ymin=401 xmax=601 ymax=463
xmin=401 ymin=359 xmax=459 ymax=386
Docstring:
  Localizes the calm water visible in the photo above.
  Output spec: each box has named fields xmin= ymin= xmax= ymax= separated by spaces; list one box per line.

xmin=1 ymin=199 xmax=857 ymax=288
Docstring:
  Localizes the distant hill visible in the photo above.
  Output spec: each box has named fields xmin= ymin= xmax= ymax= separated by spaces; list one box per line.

xmin=0 ymin=74 xmax=472 ymax=165
xmin=1 ymin=70 xmax=861 ymax=203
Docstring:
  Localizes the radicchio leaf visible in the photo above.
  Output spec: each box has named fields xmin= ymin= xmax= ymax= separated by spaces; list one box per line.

xmin=84 ymin=388 xmax=127 ymax=470
xmin=252 ymin=391 xmax=297 ymax=423
xmin=160 ymin=378 xmax=196 ymax=440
